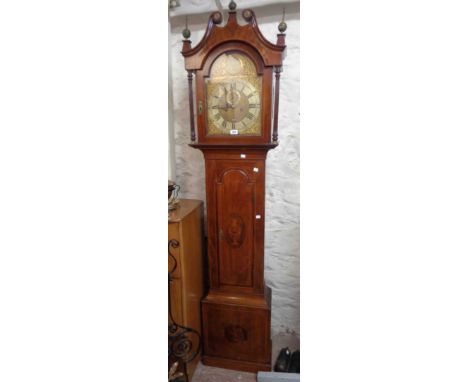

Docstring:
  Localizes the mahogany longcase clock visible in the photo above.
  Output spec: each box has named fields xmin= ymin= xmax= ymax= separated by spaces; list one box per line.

xmin=180 ymin=1 xmax=286 ymax=373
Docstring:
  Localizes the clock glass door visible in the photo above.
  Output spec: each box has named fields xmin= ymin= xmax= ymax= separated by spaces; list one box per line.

xmin=206 ymin=52 xmax=262 ymax=136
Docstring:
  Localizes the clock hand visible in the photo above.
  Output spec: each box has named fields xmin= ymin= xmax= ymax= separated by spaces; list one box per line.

xmin=230 ymin=83 xmax=236 ymax=107
xmin=224 ymin=86 xmax=232 ymax=108
xmin=229 ymin=82 xmax=240 ymax=107
xmin=221 ymin=86 xmax=228 ymax=109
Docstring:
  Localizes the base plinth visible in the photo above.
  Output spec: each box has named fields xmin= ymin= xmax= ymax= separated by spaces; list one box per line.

xmin=201 ymin=289 xmax=272 ymax=373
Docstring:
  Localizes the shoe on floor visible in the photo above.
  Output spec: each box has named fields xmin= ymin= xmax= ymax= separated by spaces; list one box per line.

xmin=274 ymin=347 xmax=292 ymax=372
xmin=288 ymin=350 xmax=300 ymax=373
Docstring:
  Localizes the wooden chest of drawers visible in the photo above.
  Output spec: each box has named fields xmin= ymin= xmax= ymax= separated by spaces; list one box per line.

xmin=168 ymin=199 xmax=204 ymax=381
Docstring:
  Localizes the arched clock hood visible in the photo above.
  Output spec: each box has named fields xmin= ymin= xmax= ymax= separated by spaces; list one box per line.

xmin=182 ymin=8 xmax=286 ymax=70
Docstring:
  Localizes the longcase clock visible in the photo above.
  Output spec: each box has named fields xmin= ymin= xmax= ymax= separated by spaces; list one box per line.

xmin=180 ymin=1 xmax=287 ymax=373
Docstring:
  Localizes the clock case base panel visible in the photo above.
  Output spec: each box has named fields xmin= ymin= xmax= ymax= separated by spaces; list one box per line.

xmin=201 ymin=286 xmax=272 ymax=372
xmin=193 ymin=144 xmax=275 ymax=373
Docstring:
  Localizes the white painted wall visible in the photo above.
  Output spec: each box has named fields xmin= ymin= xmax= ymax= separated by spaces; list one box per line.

xmin=169 ymin=2 xmax=300 ymax=336
xmin=168 ymin=21 xmax=177 ymax=181
xmin=169 ymin=0 xmax=298 ymax=18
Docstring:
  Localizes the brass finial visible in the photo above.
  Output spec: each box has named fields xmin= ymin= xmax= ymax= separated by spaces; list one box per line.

xmin=168 ymin=0 xmax=180 ymax=9
xmin=228 ymin=1 xmax=237 ymax=11
xmin=212 ymin=11 xmax=223 ymax=24
xmin=182 ymin=16 xmax=191 ymax=39
xmin=278 ymin=8 xmax=287 ymax=33
xmin=242 ymin=9 xmax=253 ymax=21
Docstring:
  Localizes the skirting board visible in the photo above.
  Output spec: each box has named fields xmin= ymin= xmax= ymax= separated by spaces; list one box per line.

xmin=257 ymin=372 xmax=300 ymax=382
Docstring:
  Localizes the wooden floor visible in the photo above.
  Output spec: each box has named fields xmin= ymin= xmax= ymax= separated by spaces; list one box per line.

xmin=191 ymin=332 xmax=300 ymax=382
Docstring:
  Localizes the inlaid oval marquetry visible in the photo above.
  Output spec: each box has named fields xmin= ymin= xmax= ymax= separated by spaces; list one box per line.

xmin=224 ymin=325 xmax=248 ymax=343
xmin=225 ymin=213 xmax=245 ymax=248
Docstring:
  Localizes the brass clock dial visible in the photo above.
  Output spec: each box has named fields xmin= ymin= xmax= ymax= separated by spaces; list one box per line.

xmin=206 ymin=53 xmax=262 ymax=136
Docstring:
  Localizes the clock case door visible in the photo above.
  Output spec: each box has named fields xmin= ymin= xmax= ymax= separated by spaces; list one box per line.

xmin=196 ymin=43 xmax=273 ymax=145
xmin=204 ymin=151 xmax=267 ymax=294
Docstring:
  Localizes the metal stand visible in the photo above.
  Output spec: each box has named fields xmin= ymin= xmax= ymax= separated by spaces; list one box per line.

xmin=168 ymin=239 xmax=201 ymax=381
